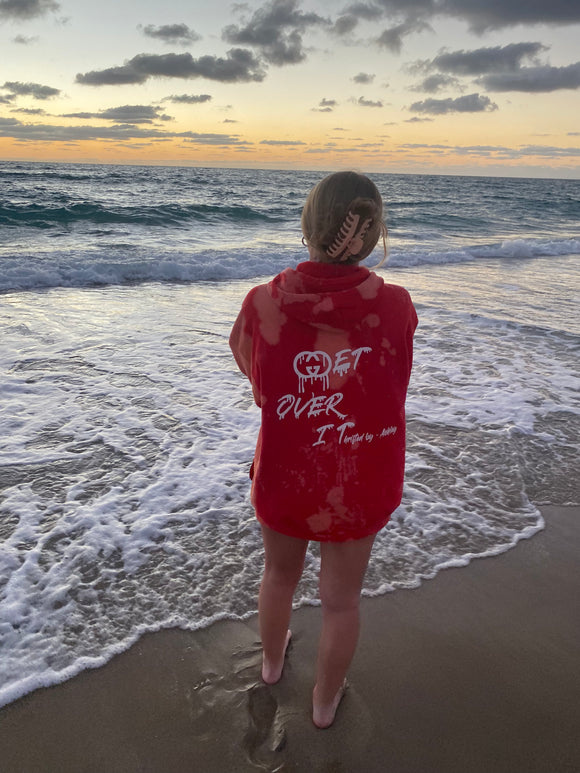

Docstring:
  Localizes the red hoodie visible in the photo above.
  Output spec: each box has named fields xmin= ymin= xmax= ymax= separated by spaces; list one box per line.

xmin=230 ymin=260 xmax=418 ymax=542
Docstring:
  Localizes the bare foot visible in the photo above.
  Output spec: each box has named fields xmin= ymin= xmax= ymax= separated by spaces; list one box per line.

xmin=312 ymin=681 xmax=347 ymax=729
xmin=261 ymin=630 xmax=292 ymax=685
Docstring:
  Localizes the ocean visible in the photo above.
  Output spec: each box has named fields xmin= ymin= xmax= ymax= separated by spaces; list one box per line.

xmin=0 ymin=161 xmax=578 ymax=708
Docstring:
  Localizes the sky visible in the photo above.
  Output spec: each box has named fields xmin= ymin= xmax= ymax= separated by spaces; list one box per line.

xmin=1 ymin=0 xmax=579 ymax=177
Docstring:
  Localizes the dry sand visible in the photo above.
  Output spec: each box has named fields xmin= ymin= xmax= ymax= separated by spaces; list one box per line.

xmin=0 ymin=505 xmax=578 ymax=773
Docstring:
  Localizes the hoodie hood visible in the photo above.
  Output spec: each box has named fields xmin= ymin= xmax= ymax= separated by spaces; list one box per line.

xmin=268 ymin=260 xmax=385 ymax=330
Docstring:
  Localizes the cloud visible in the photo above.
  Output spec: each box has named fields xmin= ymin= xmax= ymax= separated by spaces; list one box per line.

xmin=518 ymin=144 xmax=580 ymax=157
xmin=222 ymin=0 xmax=326 ymax=66
xmin=76 ymin=49 xmax=266 ymax=85
xmin=333 ymin=2 xmax=385 ymax=33
xmin=331 ymin=15 xmax=358 ymax=35
xmin=409 ymin=43 xmax=580 ymax=95
xmin=259 ymin=139 xmax=306 ymax=145
xmin=0 ymin=0 xmax=59 ymax=20
xmin=0 ymin=116 xmax=251 ymax=145
xmin=2 ymin=81 xmax=60 ymax=99
xmin=140 ymin=24 xmax=201 ymax=46
xmin=410 ymin=92 xmax=498 ymax=114
xmin=180 ymin=134 xmax=253 ymax=146
xmin=399 ymin=141 xmax=580 ymax=158
xmin=479 ymin=62 xmax=580 ymax=92
xmin=163 ymin=93 xmax=212 ymax=104
xmin=312 ymin=97 xmax=337 ymax=111
xmin=61 ymin=105 xmax=173 ymax=124
xmin=411 ymin=73 xmax=461 ymax=92
xmin=404 ymin=116 xmax=434 ymax=122
xmin=357 ymin=96 xmax=383 ymax=107
xmin=425 ymin=43 xmax=548 ymax=76
xmin=11 ymin=106 xmax=46 ymax=114
xmin=328 ymin=1 xmax=580 ymax=50
xmin=353 ymin=72 xmax=375 ymax=84
xmin=12 ymin=34 xmax=37 ymax=43
xmin=369 ymin=0 xmax=580 ymax=32
xmin=376 ymin=19 xmax=431 ymax=54
xmin=436 ymin=0 xmax=580 ymax=33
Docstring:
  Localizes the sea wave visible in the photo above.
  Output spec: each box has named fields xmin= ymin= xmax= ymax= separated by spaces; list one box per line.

xmin=387 ymin=236 xmax=580 ymax=266
xmin=1 ymin=236 xmax=578 ymax=293
xmin=0 ymin=201 xmax=278 ymax=229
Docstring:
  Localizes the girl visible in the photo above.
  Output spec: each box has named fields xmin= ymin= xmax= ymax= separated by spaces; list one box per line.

xmin=230 ymin=171 xmax=417 ymax=728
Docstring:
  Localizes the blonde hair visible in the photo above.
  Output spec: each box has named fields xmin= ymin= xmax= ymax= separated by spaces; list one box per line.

xmin=301 ymin=171 xmax=387 ymax=265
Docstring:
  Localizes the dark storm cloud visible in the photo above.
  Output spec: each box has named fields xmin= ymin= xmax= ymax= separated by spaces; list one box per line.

xmin=426 ymin=43 xmax=548 ymax=76
xmin=479 ymin=62 xmax=580 ymax=92
xmin=76 ymin=50 xmax=266 ymax=85
xmin=411 ymin=73 xmax=460 ymax=92
xmin=376 ymin=19 xmax=431 ymax=54
xmin=61 ymin=105 xmax=173 ymax=124
xmin=140 ymin=24 xmax=201 ymax=45
xmin=410 ymin=92 xmax=497 ymax=114
xmin=353 ymin=72 xmax=375 ymax=84
xmin=2 ymin=81 xmax=60 ymax=99
xmin=163 ymin=93 xmax=212 ymax=104
xmin=0 ymin=116 xmax=251 ymax=145
xmin=222 ymin=0 xmax=326 ymax=66
xmin=0 ymin=0 xmax=58 ymax=20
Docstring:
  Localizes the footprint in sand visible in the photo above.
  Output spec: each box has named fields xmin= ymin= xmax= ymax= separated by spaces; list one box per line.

xmin=243 ymin=683 xmax=287 ymax=768
xmin=231 ymin=639 xmax=263 ymax=680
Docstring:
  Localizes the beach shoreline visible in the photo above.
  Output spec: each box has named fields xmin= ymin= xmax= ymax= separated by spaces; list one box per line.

xmin=0 ymin=504 xmax=578 ymax=773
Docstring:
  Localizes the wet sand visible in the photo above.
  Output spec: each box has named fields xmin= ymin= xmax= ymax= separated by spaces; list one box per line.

xmin=0 ymin=505 xmax=578 ymax=773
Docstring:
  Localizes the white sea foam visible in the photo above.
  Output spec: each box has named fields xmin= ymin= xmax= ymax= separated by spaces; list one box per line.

xmin=1 ymin=261 xmax=578 ymax=708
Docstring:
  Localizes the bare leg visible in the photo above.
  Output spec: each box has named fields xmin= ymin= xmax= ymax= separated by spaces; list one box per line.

xmin=313 ymin=533 xmax=376 ymax=728
xmin=259 ymin=524 xmax=308 ymax=684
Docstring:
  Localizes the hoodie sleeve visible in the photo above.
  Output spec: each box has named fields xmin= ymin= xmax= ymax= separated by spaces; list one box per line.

xmin=229 ymin=293 xmax=254 ymax=379
xmin=230 ymin=288 xmax=264 ymax=406
xmin=406 ymin=292 xmax=419 ymax=376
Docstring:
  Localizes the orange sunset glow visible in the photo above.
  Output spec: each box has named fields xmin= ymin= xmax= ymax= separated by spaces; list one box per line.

xmin=1 ymin=0 xmax=579 ymax=177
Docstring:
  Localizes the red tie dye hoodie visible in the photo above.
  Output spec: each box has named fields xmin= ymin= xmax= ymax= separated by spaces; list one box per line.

xmin=230 ymin=260 xmax=417 ymax=542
